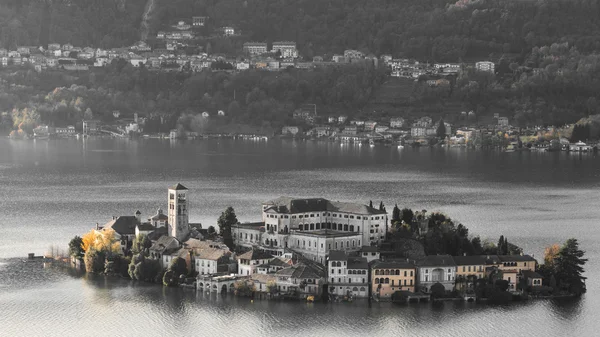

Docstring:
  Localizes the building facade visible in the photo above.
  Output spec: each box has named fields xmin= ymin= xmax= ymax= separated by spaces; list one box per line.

xmin=168 ymin=183 xmax=190 ymax=241
xmin=417 ymin=255 xmax=456 ymax=292
xmin=271 ymin=41 xmax=298 ymax=58
xmin=372 ymin=261 xmax=416 ymax=297
xmin=328 ymin=251 xmax=369 ymax=298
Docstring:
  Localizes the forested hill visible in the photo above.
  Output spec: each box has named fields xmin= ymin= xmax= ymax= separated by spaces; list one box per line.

xmin=2 ymin=0 xmax=600 ymax=61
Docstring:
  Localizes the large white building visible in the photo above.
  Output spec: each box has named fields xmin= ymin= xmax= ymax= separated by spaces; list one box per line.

xmin=232 ymin=197 xmax=388 ymax=265
xmin=271 ymin=41 xmax=298 ymax=59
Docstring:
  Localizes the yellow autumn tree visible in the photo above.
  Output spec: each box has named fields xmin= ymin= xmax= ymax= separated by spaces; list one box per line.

xmin=544 ymin=243 xmax=561 ymax=268
xmin=80 ymin=229 xmax=121 ymax=254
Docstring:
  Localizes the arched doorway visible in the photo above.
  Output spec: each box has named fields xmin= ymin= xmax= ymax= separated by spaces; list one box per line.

xmin=221 ymin=284 xmax=227 ymax=294
xmin=432 ymin=268 xmax=444 ymax=282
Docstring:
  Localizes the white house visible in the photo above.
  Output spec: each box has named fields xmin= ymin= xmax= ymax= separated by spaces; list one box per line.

xmin=417 ymin=255 xmax=456 ymax=292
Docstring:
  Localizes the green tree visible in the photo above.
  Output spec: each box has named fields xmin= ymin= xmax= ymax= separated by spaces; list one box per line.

xmin=555 ymin=238 xmax=587 ymax=295
xmin=207 ymin=226 xmax=216 ymax=235
xmin=430 ymin=282 xmax=446 ymax=299
xmin=379 ymin=201 xmax=385 ymax=211
xmin=84 ymin=249 xmax=106 ymax=274
xmin=436 ymin=119 xmax=446 ymax=138
xmin=217 ymin=206 xmax=238 ymax=250
xmin=68 ymin=236 xmax=84 ymax=258
xmin=391 ymin=204 xmax=401 ymax=223
xmin=169 ymin=257 xmax=188 ymax=277
xmin=132 ymin=234 xmax=151 ymax=256
xmin=369 ymin=200 xmax=373 ymax=208
xmin=400 ymin=208 xmax=414 ymax=227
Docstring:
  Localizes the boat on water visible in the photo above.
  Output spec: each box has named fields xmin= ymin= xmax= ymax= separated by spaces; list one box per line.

xmin=504 ymin=144 xmax=515 ymax=152
xmin=369 ymin=139 xmax=375 ymax=147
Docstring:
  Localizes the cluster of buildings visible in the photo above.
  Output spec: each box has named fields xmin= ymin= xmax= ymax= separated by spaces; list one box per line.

xmin=384 ymin=58 xmax=495 ymax=80
xmin=91 ymin=184 xmax=543 ymax=301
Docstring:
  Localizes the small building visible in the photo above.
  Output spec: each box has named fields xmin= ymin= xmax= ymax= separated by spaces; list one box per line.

xmin=359 ymin=246 xmax=380 ymax=263
xmin=237 ymin=249 xmax=274 ymax=276
xmin=338 ymin=115 xmax=348 ymax=124
xmin=195 ymin=248 xmax=231 ymax=276
xmin=83 ymin=120 xmax=100 ymax=135
xmin=222 ymin=26 xmax=235 ymax=36
xmin=390 ymin=117 xmax=405 ymax=129
xmin=282 ymin=126 xmax=300 ymax=136
xmin=521 ymin=270 xmax=543 ymax=288
xmin=275 ymin=264 xmax=324 ymax=298
xmin=498 ymin=117 xmax=509 ymax=127
xmin=475 ymin=61 xmax=495 ymax=73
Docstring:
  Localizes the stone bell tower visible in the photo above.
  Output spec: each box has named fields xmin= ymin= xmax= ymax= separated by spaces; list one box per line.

xmin=168 ymin=183 xmax=189 ymax=241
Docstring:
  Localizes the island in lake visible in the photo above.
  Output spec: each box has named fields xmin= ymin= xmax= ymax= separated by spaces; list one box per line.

xmin=60 ymin=183 xmax=587 ymax=304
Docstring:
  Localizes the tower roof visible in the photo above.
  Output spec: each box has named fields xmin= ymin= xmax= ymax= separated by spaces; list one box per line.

xmin=169 ymin=183 xmax=188 ymax=190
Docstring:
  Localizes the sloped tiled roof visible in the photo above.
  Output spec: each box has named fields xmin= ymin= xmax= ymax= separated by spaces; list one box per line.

xmin=276 ymin=264 xmax=321 ymax=279
xmin=102 ymin=216 xmax=140 ymax=235
xmin=238 ymin=249 xmax=273 ymax=261
xmin=197 ymin=248 xmax=230 ymax=261
xmin=149 ymin=235 xmax=180 ymax=254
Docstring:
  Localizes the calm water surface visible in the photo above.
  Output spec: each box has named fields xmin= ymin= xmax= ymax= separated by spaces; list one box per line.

xmin=0 ymin=138 xmax=598 ymax=336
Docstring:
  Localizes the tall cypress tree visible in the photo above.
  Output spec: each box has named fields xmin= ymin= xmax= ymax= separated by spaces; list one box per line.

xmin=497 ymin=235 xmax=505 ymax=255
xmin=392 ymin=204 xmax=400 ymax=222
xmin=555 ymin=238 xmax=588 ymax=295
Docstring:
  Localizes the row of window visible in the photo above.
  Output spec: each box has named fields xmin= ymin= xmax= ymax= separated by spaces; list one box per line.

xmin=374 ymin=278 xmax=413 ymax=286
xmin=331 ymin=277 xmax=367 ymax=284
xmin=296 ymin=239 xmax=361 ymax=250
xmin=374 ymin=269 xmax=414 ymax=277
xmin=503 ymin=262 xmax=528 ymax=267
xmin=297 ymin=223 xmax=360 ymax=232
xmin=461 ymin=266 xmax=484 ymax=272
xmin=269 ymin=212 xmax=384 ymax=221
xmin=330 ymin=268 xmax=367 ymax=275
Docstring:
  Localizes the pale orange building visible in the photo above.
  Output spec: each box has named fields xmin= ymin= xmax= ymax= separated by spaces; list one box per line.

xmin=371 ymin=261 xmax=416 ymax=298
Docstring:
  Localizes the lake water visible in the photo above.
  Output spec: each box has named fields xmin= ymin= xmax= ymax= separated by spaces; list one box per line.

xmin=0 ymin=138 xmax=599 ymax=336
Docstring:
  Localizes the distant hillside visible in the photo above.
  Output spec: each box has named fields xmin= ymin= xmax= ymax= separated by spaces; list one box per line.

xmin=2 ymin=0 xmax=600 ymax=61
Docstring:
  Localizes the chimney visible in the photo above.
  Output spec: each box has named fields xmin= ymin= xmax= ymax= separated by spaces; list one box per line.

xmin=135 ymin=210 xmax=142 ymax=223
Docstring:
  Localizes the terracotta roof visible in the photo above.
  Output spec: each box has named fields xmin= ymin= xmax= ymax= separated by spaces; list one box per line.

xmin=102 ymin=216 xmax=140 ymax=236
xmin=238 ymin=249 xmax=273 ymax=261
xmin=251 ymin=274 xmax=277 ymax=283
xmin=276 ymin=264 xmax=321 ymax=279
xmin=197 ymin=248 xmax=230 ymax=261
xmin=169 ymin=183 xmax=188 ymax=190
xmin=149 ymin=235 xmax=180 ymax=254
